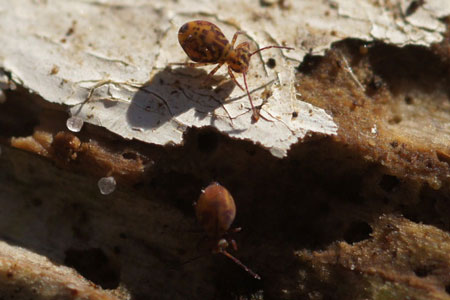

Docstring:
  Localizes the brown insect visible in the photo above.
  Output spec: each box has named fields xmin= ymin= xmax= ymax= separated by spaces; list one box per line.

xmin=175 ymin=20 xmax=294 ymax=122
xmin=195 ymin=182 xmax=260 ymax=279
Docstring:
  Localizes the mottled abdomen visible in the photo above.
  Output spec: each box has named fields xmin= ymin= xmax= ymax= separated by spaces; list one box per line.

xmin=196 ymin=182 xmax=236 ymax=238
xmin=178 ymin=20 xmax=231 ymax=63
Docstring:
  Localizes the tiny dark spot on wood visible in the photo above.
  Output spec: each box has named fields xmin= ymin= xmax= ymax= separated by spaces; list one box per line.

xmin=266 ymin=58 xmax=276 ymax=68
xmin=404 ymin=95 xmax=413 ymax=104
xmin=414 ymin=265 xmax=433 ymax=278
xmin=379 ymin=174 xmax=400 ymax=192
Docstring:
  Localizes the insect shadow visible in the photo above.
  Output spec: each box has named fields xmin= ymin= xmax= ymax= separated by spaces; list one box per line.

xmin=126 ymin=67 xmax=237 ymax=130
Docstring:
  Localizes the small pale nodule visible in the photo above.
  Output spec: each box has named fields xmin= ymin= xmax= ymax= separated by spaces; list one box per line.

xmin=66 ymin=116 xmax=84 ymax=133
xmin=98 ymin=176 xmax=116 ymax=195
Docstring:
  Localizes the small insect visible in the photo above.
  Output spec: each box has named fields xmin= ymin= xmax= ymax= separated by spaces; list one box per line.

xmin=195 ymin=182 xmax=260 ymax=279
xmin=175 ymin=20 xmax=294 ymax=122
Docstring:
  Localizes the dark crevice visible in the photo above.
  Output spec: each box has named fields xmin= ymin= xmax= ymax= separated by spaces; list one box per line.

xmin=64 ymin=248 xmax=120 ymax=289
xmin=343 ymin=221 xmax=373 ymax=244
xmin=379 ymin=175 xmax=400 ymax=192
xmin=413 ymin=265 xmax=433 ymax=278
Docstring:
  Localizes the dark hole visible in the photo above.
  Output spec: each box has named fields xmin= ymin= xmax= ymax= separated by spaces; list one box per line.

xmin=122 ymin=151 xmax=138 ymax=160
xmin=379 ymin=174 xmax=400 ymax=192
xmin=400 ymin=206 xmax=420 ymax=224
xmin=197 ymin=130 xmax=219 ymax=153
xmin=436 ymin=151 xmax=450 ymax=165
xmin=404 ymin=95 xmax=413 ymax=105
xmin=445 ymin=284 xmax=450 ymax=294
xmin=0 ymin=90 xmax=40 ymax=138
xmin=64 ymin=248 xmax=120 ymax=289
xmin=343 ymin=221 xmax=372 ymax=244
xmin=292 ymin=111 xmax=298 ymax=118
xmin=266 ymin=58 xmax=276 ymax=68
xmin=414 ymin=266 xmax=432 ymax=278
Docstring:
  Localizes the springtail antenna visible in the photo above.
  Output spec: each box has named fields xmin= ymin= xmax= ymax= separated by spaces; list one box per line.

xmin=242 ymin=72 xmax=259 ymax=122
xmin=220 ymin=249 xmax=261 ymax=280
xmin=250 ymin=46 xmax=294 ymax=57
xmin=245 ymin=46 xmax=294 ymax=122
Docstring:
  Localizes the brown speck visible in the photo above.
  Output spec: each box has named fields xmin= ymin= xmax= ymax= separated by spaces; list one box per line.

xmin=405 ymin=95 xmax=413 ymax=105
xmin=261 ymin=88 xmax=273 ymax=100
xmin=65 ymin=20 xmax=77 ymax=36
xmin=266 ymin=58 xmax=276 ymax=68
xmin=50 ymin=65 xmax=59 ymax=75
